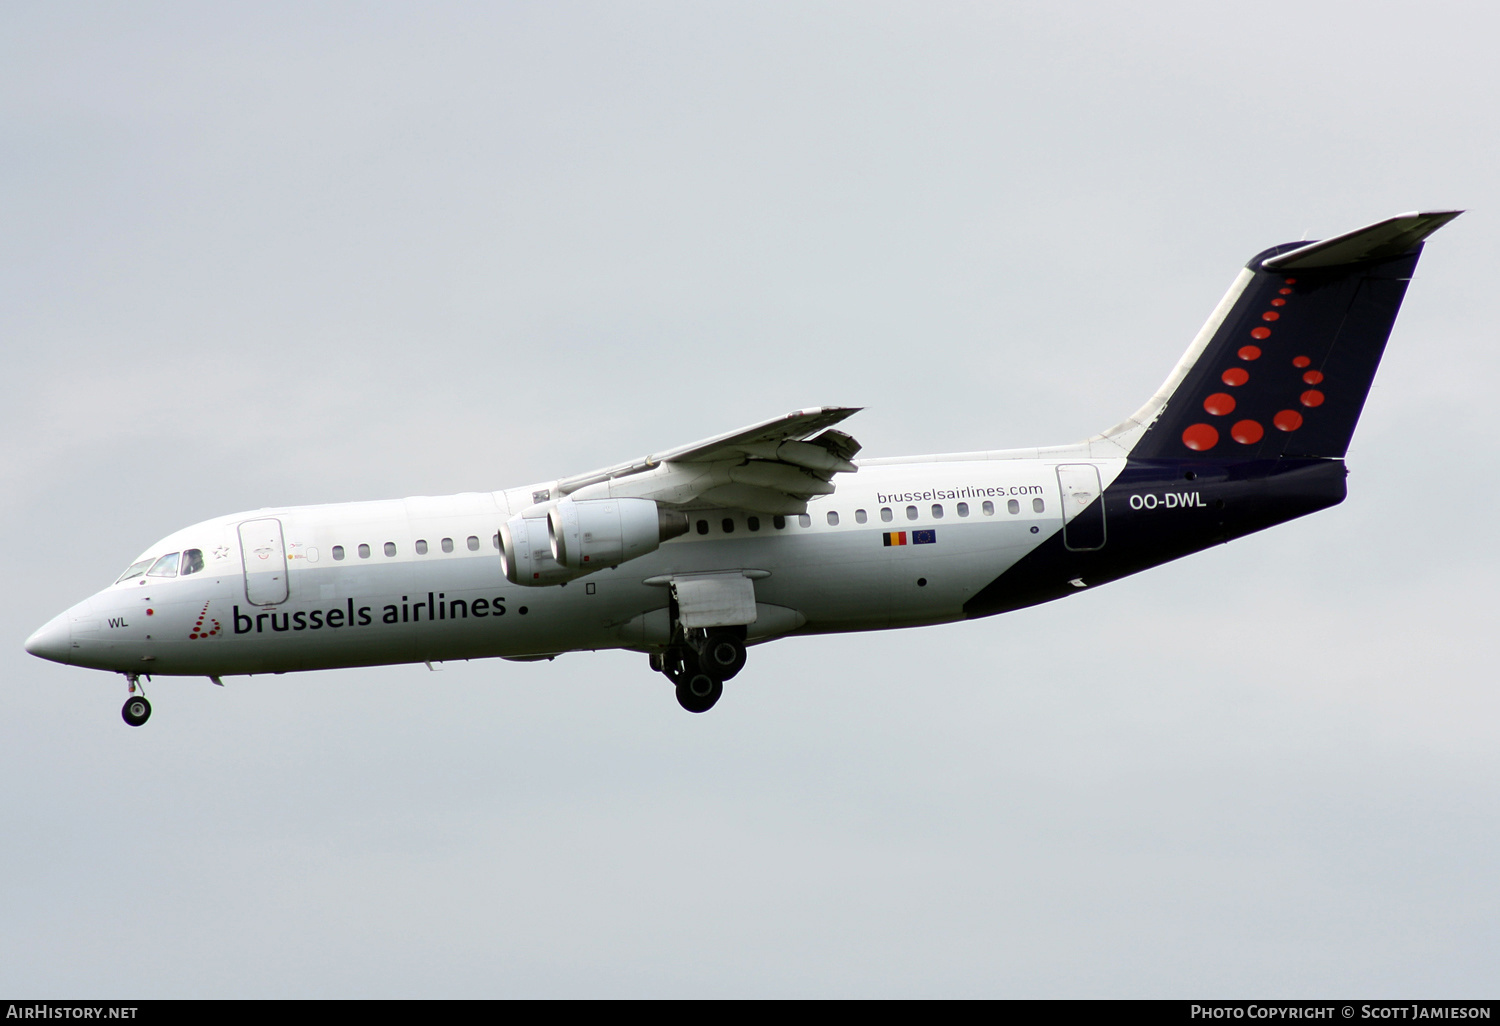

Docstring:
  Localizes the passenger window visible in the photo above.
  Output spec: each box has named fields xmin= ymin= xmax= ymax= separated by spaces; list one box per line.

xmin=415 ymin=539 xmax=428 ymax=555
xmin=827 ymin=511 xmax=839 ymax=526
xmin=384 ymin=542 xmax=397 ymax=557
xmin=467 ymin=536 xmax=480 ymax=551
xmin=332 ymin=545 xmax=345 ymax=561
xmin=181 ymin=549 xmax=205 ymax=575
xmin=492 ymin=533 xmax=501 ymax=549
xmin=722 ymin=518 xmax=735 ymax=534
xmin=696 ymin=520 xmax=709 ymax=535
xmin=798 ymin=514 xmax=811 ymax=528
xmin=931 ymin=504 xmax=943 ymax=519
xmin=1033 ymin=497 xmax=1046 ymax=513
xmin=441 ymin=538 xmax=454 ymax=553
xmin=906 ymin=506 xmax=918 ymax=521
xmin=855 ymin=509 xmax=867 ymax=524
xmin=881 ymin=507 xmax=893 ymax=523
xmin=956 ymin=503 xmax=969 ymax=517
xmin=305 ymin=547 xmax=319 ymax=564
xmin=1007 ymin=499 xmax=1020 ymax=514
xmin=747 ymin=516 xmax=761 ymax=532
xmin=147 ymin=552 xmax=180 ymax=578
xmin=358 ymin=544 xmax=371 ymax=559
xmin=773 ymin=515 xmax=786 ymax=530
xmin=983 ymin=501 xmax=995 ymax=516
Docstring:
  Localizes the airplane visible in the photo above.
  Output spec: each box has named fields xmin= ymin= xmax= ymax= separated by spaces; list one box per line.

xmin=25 ymin=210 xmax=1462 ymax=725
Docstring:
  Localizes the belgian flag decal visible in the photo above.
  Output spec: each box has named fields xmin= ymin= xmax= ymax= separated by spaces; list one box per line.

xmin=883 ymin=530 xmax=936 ymax=546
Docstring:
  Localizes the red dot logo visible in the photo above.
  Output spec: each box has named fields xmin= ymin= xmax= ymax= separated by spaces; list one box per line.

xmin=1203 ymin=393 xmax=1236 ymax=416
xmin=1262 ymin=311 xmax=1280 ymax=322
xmin=1238 ymin=345 xmax=1262 ymax=361
xmin=1284 ymin=278 xmax=1297 ymax=284
xmin=1278 ymin=287 xmax=1292 ymax=295
xmin=1222 ymin=367 xmax=1249 ymax=387
xmin=1273 ymin=410 xmax=1303 ymax=432
xmin=1301 ymin=389 xmax=1325 ymax=407
xmin=1292 ymin=355 xmax=1311 ymax=368
xmin=1302 ymin=370 xmax=1324 ymax=384
xmin=1231 ymin=420 xmax=1265 ymax=445
xmin=1250 ymin=327 xmax=1271 ymax=340
xmin=188 ymin=601 xmax=220 ymax=639
xmin=1270 ymin=298 xmax=1286 ymax=307
xmin=1182 ymin=423 xmax=1219 ymax=451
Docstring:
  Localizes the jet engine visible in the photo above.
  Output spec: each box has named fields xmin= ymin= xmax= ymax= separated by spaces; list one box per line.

xmin=548 ymin=497 xmax=689 ymax=571
xmin=500 ymin=515 xmax=589 ymax=587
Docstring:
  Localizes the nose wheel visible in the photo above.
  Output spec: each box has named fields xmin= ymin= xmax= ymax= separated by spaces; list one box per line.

xmin=120 ymin=673 xmax=151 ymax=727
xmin=122 ymin=695 xmax=151 ymax=727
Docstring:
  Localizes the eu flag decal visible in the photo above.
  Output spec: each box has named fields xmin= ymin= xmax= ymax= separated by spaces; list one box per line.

xmin=882 ymin=532 xmax=907 ymax=546
xmin=912 ymin=529 xmax=937 ymax=545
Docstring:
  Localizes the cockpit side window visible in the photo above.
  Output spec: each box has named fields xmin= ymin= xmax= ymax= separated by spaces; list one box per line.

xmin=180 ymin=549 xmax=205 ymax=576
xmin=147 ymin=552 xmax=181 ymax=578
xmin=116 ymin=559 xmax=154 ymax=584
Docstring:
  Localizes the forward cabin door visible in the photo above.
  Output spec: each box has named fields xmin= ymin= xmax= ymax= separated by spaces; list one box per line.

xmin=1056 ymin=464 xmax=1106 ymax=551
xmin=239 ymin=518 xmax=290 ymax=605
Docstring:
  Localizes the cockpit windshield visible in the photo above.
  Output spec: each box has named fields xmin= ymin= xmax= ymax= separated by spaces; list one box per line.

xmin=147 ymin=553 xmax=181 ymax=578
xmin=115 ymin=559 xmax=154 ymax=584
xmin=116 ymin=548 xmax=205 ymax=584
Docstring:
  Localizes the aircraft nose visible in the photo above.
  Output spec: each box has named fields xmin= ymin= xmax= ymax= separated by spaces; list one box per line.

xmin=24 ymin=613 xmax=72 ymax=665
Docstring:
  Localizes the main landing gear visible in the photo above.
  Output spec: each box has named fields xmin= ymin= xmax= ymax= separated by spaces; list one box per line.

xmin=653 ymin=627 xmax=746 ymax=713
xmin=121 ymin=673 xmax=151 ymax=727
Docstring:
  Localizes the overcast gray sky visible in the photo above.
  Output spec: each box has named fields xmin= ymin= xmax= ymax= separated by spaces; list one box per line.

xmin=3 ymin=1 xmax=1497 ymax=998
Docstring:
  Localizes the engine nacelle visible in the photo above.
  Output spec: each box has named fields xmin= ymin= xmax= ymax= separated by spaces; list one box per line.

xmin=547 ymin=497 xmax=688 ymax=571
xmin=499 ymin=515 xmax=589 ymax=587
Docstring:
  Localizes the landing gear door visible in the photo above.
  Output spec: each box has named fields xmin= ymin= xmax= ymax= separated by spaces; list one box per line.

xmin=239 ymin=518 xmax=290 ymax=605
xmin=1056 ymin=464 xmax=1106 ymax=551
xmin=671 ymin=572 xmax=758 ymax=629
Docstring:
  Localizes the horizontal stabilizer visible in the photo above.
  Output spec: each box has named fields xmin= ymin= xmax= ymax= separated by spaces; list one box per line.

xmin=1262 ymin=210 xmax=1463 ymax=270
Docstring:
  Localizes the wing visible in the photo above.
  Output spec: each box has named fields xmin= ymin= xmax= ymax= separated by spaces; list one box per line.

xmin=550 ymin=407 xmax=863 ymax=516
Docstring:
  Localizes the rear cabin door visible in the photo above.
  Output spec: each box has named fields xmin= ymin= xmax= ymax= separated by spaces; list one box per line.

xmin=1056 ymin=464 xmax=1106 ymax=551
xmin=239 ymin=518 xmax=290 ymax=605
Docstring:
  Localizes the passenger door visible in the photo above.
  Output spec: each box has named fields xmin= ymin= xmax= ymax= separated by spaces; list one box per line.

xmin=1056 ymin=464 xmax=1106 ymax=551
xmin=239 ymin=518 xmax=290 ymax=605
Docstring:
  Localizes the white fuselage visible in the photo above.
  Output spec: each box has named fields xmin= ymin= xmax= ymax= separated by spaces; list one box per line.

xmin=43 ymin=453 xmax=1125 ymax=678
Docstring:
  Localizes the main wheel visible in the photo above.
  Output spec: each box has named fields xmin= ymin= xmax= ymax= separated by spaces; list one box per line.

xmin=698 ymin=631 xmax=747 ymax=681
xmin=675 ymin=672 xmax=723 ymax=713
xmin=121 ymin=696 xmax=152 ymax=727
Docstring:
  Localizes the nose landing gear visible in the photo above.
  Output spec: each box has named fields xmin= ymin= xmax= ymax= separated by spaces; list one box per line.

xmin=122 ymin=695 xmax=152 ymax=727
xmin=655 ymin=628 xmax=746 ymax=713
xmin=120 ymin=673 xmax=151 ymax=727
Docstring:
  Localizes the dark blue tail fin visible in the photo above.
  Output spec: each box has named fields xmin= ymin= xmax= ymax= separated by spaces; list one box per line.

xmin=1127 ymin=211 xmax=1461 ymax=460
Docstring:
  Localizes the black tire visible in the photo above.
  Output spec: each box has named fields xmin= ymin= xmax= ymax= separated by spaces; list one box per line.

xmin=698 ymin=631 xmax=747 ymax=681
xmin=662 ymin=645 xmax=699 ymax=686
xmin=121 ymin=696 xmax=151 ymax=727
xmin=675 ymin=672 xmax=723 ymax=713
